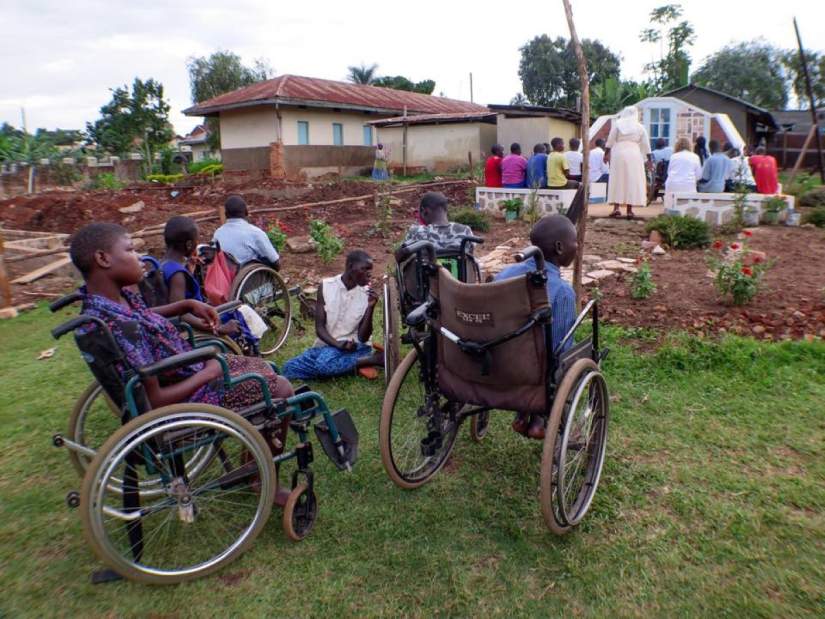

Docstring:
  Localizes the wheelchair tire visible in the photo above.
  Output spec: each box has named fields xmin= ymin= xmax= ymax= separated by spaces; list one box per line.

xmin=80 ymin=404 xmax=276 ymax=584
xmin=231 ymin=264 xmax=292 ymax=356
xmin=379 ymin=349 xmax=459 ymax=489
xmin=282 ymin=483 xmax=318 ymax=541
xmin=382 ymin=277 xmax=401 ymax=386
xmin=539 ymin=359 xmax=609 ymax=535
xmin=469 ymin=410 xmax=490 ymax=443
xmin=67 ymin=380 xmax=121 ymax=478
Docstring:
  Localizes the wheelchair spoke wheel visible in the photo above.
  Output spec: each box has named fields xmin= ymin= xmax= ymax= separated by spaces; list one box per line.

xmin=383 ymin=277 xmax=401 ymax=386
xmin=80 ymin=404 xmax=276 ymax=584
xmin=232 ymin=265 xmax=292 ymax=356
xmin=282 ymin=483 xmax=318 ymax=541
xmin=67 ymin=381 xmax=121 ymax=478
xmin=379 ymin=349 xmax=459 ymax=489
xmin=540 ymin=359 xmax=609 ymax=535
xmin=469 ymin=410 xmax=491 ymax=443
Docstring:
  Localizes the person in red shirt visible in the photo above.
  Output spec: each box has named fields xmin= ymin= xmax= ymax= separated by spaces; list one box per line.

xmin=484 ymin=144 xmax=504 ymax=187
xmin=749 ymin=146 xmax=779 ymax=194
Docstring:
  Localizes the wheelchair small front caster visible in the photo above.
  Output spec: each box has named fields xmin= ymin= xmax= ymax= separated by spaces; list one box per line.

xmin=66 ymin=491 xmax=80 ymax=509
xmin=282 ymin=483 xmax=317 ymax=541
xmin=53 ymin=434 xmax=65 ymax=448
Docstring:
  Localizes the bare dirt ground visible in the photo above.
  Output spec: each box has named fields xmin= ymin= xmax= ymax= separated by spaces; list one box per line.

xmin=2 ymin=178 xmax=824 ymax=341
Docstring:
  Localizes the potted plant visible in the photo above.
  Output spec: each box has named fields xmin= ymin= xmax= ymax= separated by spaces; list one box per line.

xmin=499 ymin=197 xmax=523 ymax=222
xmin=761 ymin=196 xmax=786 ymax=225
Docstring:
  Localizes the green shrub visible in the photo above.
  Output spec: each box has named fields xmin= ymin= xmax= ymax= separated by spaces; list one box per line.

xmin=449 ymin=207 xmax=490 ymax=232
xmin=188 ymin=158 xmax=222 ymax=174
xmin=90 ymin=172 xmax=124 ymax=190
xmin=802 ymin=206 xmax=825 ymax=228
xmin=645 ymin=214 xmax=711 ymax=249
xmin=799 ymin=187 xmax=825 ymax=208
xmin=630 ymin=261 xmax=656 ymax=299
xmin=51 ymin=162 xmax=81 ymax=185
xmin=783 ymin=171 xmax=820 ymax=198
xmin=146 ymin=173 xmax=184 ymax=184
xmin=267 ymin=220 xmax=289 ymax=251
xmin=309 ymin=219 xmax=344 ymax=263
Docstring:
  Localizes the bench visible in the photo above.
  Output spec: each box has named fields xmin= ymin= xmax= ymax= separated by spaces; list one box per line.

xmin=664 ymin=192 xmax=796 ymax=226
xmin=476 ymin=184 xmax=607 ymax=217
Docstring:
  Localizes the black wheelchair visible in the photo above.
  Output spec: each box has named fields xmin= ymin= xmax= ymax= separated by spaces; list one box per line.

xmin=378 ymin=244 xmax=609 ymax=534
xmin=51 ymin=307 xmax=358 ymax=584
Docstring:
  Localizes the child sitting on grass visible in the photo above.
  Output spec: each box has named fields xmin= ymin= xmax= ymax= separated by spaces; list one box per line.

xmin=70 ymin=222 xmax=293 ymax=409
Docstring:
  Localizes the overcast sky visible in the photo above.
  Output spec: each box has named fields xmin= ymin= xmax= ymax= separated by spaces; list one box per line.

xmin=2 ymin=0 xmax=823 ymax=136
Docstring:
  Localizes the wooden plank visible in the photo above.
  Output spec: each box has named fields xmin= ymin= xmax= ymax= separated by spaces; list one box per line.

xmin=6 ymin=245 xmax=70 ymax=264
xmin=11 ymin=254 xmax=72 ymax=284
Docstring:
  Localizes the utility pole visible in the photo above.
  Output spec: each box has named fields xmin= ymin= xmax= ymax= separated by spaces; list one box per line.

xmin=469 ymin=73 xmax=474 ymax=103
xmin=794 ymin=17 xmax=825 ymax=182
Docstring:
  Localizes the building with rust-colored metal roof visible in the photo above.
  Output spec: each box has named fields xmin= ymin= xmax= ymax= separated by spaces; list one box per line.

xmin=182 ymin=74 xmax=488 ymax=178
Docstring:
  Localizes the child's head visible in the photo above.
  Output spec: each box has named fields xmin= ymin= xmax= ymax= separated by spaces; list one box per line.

xmin=491 ymin=144 xmax=504 ymax=157
xmin=163 ymin=216 xmax=199 ymax=256
xmin=529 ymin=214 xmax=578 ymax=267
xmin=345 ymin=250 xmax=374 ymax=286
xmin=419 ymin=191 xmax=449 ymax=225
xmin=654 ymin=138 xmax=666 ymax=150
xmin=70 ymin=222 xmax=143 ymax=286
xmin=594 ymin=138 xmax=605 ymax=149
xmin=224 ymin=195 xmax=248 ymax=219
xmin=533 ymin=143 xmax=547 ymax=154
xmin=550 ymin=137 xmax=565 ymax=152
xmin=569 ymin=137 xmax=581 ymax=151
xmin=509 ymin=142 xmax=521 ymax=156
xmin=708 ymin=139 xmax=720 ymax=154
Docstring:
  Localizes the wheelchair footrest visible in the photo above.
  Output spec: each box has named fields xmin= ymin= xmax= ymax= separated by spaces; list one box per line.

xmin=91 ymin=568 xmax=123 ymax=585
xmin=313 ymin=409 xmax=359 ymax=471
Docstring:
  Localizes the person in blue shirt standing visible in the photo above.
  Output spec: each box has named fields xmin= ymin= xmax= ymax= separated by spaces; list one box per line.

xmin=212 ymin=195 xmax=281 ymax=269
xmin=697 ymin=139 xmax=731 ymax=193
xmin=525 ymin=143 xmax=548 ymax=189
xmin=495 ymin=214 xmax=578 ymax=440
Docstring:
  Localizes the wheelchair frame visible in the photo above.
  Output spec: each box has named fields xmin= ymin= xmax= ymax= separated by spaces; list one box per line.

xmin=51 ymin=306 xmax=358 ymax=584
xmin=379 ymin=243 xmax=610 ymax=535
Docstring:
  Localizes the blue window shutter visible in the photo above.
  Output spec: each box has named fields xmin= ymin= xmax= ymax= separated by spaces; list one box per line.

xmin=363 ymin=125 xmax=373 ymax=146
xmin=298 ymin=121 xmax=309 ymax=145
xmin=333 ymin=123 xmax=343 ymax=146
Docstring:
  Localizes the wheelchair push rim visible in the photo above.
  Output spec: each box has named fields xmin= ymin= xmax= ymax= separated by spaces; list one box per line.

xmin=540 ymin=358 xmax=609 ymax=535
xmin=231 ymin=264 xmax=292 ymax=356
xmin=379 ymin=349 xmax=459 ymax=489
xmin=80 ymin=404 xmax=276 ymax=584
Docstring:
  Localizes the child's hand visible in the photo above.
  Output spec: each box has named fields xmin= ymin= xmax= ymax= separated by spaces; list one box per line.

xmin=189 ymin=301 xmax=219 ymax=333
xmin=218 ymin=320 xmax=240 ymax=336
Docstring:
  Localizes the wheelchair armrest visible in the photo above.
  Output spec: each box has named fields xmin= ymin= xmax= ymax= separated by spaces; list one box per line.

xmin=136 ymin=345 xmax=221 ymax=379
xmin=215 ymin=300 xmax=242 ymax=315
xmin=405 ymin=301 xmax=431 ymax=327
xmin=49 ymin=291 xmax=83 ymax=313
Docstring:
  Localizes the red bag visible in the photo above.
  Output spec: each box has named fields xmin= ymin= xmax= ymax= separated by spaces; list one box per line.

xmin=204 ymin=251 xmax=234 ymax=305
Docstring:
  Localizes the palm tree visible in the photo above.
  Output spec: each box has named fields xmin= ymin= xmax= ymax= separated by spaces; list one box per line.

xmin=510 ymin=93 xmax=530 ymax=105
xmin=347 ymin=63 xmax=379 ymax=85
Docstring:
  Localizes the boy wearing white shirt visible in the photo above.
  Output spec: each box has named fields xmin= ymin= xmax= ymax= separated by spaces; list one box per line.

xmin=565 ymin=138 xmax=584 ymax=182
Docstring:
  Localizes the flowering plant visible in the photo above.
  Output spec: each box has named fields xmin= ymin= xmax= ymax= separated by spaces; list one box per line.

xmin=266 ymin=219 xmax=290 ymax=251
xmin=707 ymin=238 xmax=773 ymax=305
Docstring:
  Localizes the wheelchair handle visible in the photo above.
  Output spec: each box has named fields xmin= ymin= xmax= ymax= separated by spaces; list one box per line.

xmin=399 ymin=240 xmax=436 ymax=264
xmin=49 ymin=291 xmax=83 ymax=313
xmin=515 ymin=245 xmax=546 ymax=272
xmin=52 ymin=315 xmax=108 ymax=339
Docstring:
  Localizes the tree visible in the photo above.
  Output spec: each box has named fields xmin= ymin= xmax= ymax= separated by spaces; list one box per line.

xmin=347 ymin=63 xmax=379 ymax=85
xmin=591 ymin=78 xmax=654 ymax=116
xmin=0 ymin=125 xmax=59 ymax=193
xmin=86 ymin=78 xmax=174 ymax=170
xmin=518 ymin=35 xmax=621 ymax=108
xmin=783 ymin=50 xmax=825 ymax=109
xmin=691 ymin=42 xmax=788 ymax=109
xmin=510 ymin=93 xmax=530 ymax=105
xmin=187 ymin=51 xmax=273 ymax=150
xmin=372 ymin=75 xmax=436 ymax=94
xmin=640 ymin=4 xmax=695 ymax=92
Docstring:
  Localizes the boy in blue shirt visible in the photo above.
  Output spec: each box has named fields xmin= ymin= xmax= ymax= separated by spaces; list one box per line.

xmin=698 ymin=139 xmax=730 ymax=193
xmin=526 ymin=143 xmax=548 ymax=189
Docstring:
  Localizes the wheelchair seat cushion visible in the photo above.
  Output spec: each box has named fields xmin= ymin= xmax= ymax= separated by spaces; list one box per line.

xmin=430 ymin=267 xmax=550 ymax=415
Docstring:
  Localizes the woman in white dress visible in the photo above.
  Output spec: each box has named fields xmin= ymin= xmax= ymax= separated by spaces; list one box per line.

xmin=664 ymin=137 xmax=703 ymax=200
xmin=606 ymin=106 xmax=651 ymax=219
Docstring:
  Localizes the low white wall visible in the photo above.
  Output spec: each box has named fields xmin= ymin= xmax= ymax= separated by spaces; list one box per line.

xmin=666 ymin=192 xmax=796 ymax=226
xmin=476 ymin=187 xmax=577 ymax=217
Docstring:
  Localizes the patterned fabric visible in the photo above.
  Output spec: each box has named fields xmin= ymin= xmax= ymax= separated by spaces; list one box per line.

xmin=494 ymin=259 xmax=577 ymax=353
xmin=282 ymin=343 xmax=372 ymax=380
xmin=402 ymin=222 xmax=474 ymax=252
xmin=79 ymin=288 xmax=289 ymax=408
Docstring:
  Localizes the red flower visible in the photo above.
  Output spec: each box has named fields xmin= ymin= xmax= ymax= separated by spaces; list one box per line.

xmin=712 ymin=240 xmax=723 ymax=250
xmin=741 ymin=266 xmax=753 ymax=276
xmin=753 ymin=255 xmax=764 ymax=264
xmin=743 ymin=230 xmax=753 ymax=237
xmin=730 ymin=243 xmax=741 ymax=251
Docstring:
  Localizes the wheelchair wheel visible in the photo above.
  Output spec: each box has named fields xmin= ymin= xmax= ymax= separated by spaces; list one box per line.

xmin=282 ymin=482 xmax=318 ymax=541
xmin=540 ymin=359 xmax=609 ymax=535
xmin=469 ymin=410 xmax=490 ymax=443
xmin=379 ymin=349 xmax=459 ymax=489
xmin=383 ymin=277 xmax=401 ymax=386
xmin=80 ymin=404 xmax=276 ymax=584
xmin=231 ymin=264 xmax=292 ymax=356
xmin=67 ymin=381 xmax=121 ymax=478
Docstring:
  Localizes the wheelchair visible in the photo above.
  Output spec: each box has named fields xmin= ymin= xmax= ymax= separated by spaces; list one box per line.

xmin=50 ymin=309 xmax=358 ymax=584
xmin=378 ymin=243 xmax=609 ymax=534
xmin=196 ymin=244 xmax=293 ymax=356
xmin=382 ymin=235 xmax=488 ymax=440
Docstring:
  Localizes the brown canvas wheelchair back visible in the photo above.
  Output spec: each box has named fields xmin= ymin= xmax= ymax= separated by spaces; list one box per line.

xmin=397 ymin=243 xmax=481 ymax=315
xmin=428 ymin=264 xmax=551 ymax=416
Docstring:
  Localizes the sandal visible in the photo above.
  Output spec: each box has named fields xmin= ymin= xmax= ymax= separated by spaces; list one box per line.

xmin=358 ymin=367 xmax=379 ymax=380
xmin=609 ymin=210 xmax=622 ymax=219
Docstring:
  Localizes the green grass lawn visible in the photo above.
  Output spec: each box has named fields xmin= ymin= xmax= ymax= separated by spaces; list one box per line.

xmin=1 ymin=305 xmax=824 ymax=617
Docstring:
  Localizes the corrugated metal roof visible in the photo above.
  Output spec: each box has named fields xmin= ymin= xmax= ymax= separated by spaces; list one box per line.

xmin=368 ymin=111 xmax=496 ymax=127
xmin=183 ymin=74 xmax=488 ymax=117
xmin=487 ymin=104 xmax=582 ymax=123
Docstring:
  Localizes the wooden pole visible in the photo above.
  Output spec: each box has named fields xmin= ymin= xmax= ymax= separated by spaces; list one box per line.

xmin=402 ymin=105 xmax=408 ymax=177
xmin=468 ymin=151 xmax=474 ymax=180
xmin=794 ymin=17 xmax=825 ymax=182
xmin=0 ymin=227 xmax=14 ymax=308
xmin=787 ymin=125 xmax=816 ymax=186
xmin=562 ymin=0 xmax=591 ymax=309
